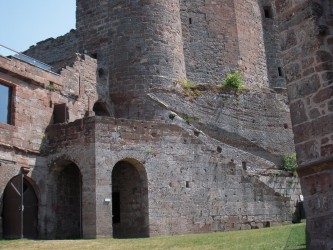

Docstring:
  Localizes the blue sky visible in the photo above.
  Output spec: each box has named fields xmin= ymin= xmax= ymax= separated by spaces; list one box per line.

xmin=0 ymin=0 xmax=75 ymax=54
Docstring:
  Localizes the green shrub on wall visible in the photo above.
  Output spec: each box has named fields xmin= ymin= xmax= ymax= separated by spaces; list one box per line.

xmin=282 ymin=153 xmax=297 ymax=172
xmin=223 ymin=71 xmax=243 ymax=89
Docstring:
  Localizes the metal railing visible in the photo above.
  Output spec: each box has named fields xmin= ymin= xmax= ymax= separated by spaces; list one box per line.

xmin=0 ymin=43 xmax=56 ymax=73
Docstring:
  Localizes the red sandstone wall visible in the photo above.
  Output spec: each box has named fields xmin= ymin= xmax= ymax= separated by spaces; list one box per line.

xmin=24 ymin=30 xmax=77 ymax=72
xmin=276 ymin=0 xmax=333 ymax=248
xmin=0 ymin=54 xmax=98 ymax=238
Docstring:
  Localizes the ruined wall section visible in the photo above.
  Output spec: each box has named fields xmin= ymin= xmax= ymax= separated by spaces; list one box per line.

xmin=180 ymin=0 xmax=239 ymax=84
xmin=45 ymin=117 xmax=300 ymax=237
xmin=42 ymin=119 xmax=97 ymax=239
xmin=24 ymin=30 xmax=77 ymax=72
xmin=276 ymin=0 xmax=333 ymax=248
xmin=0 ymin=54 xmax=99 ymax=238
xmin=0 ymin=53 xmax=98 ymax=163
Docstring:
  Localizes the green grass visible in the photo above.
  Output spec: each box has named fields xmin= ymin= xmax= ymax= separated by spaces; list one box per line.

xmin=0 ymin=223 xmax=306 ymax=250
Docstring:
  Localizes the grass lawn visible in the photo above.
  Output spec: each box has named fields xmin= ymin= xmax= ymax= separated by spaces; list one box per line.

xmin=0 ymin=222 xmax=306 ymax=250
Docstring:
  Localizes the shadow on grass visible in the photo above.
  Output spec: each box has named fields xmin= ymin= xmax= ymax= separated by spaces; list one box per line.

xmin=284 ymin=225 xmax=307 ymax=250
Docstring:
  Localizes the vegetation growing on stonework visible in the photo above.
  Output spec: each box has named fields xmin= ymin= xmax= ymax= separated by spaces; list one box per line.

xmin=181 ymin=114 xmax=199 ymax=125
xmin=177 ymin=79 xmax=202 ymax=98
xmin=182 ymin=114 xmax=192 ymax=124
xmin=282 ymin=153 xmax=297 ymax=173
xmin=223 ymin=71 xmax=243 ymax=89
xmin=48 ymin=81 xmax=56 ymax=91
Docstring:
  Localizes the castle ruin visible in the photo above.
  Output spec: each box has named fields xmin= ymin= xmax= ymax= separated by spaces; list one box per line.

xmin=0 ymin=0 xmax=312 ymax=241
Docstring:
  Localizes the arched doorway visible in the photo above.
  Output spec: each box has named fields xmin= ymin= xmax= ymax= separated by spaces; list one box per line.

xmin=53 ymin=160 xmax=82 ymax=239
xmin=112 ymin=159 xmax=149 ymax=238
xmin=2 ymin=175 xmax=38 ymax=239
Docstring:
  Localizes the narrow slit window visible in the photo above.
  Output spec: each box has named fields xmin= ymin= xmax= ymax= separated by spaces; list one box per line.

xmin=278 ymin=67 xmax=284 ymax=77
xmin=0 ymin=83 xmax=12 ymax=124
xmin=263 ymin=6 xmax=273 ymax=19
xmin=189 ymin=18 xmax=192 ymax=25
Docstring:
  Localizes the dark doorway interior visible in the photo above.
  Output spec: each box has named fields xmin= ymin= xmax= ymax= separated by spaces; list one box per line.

xmin=112 ymin=160 xmax=149 ymax=238
xmin=54 ymin=161 xmax=82 ymax=239
xmin=2 ymin=175 xmax=38 ymax=239
xmin=93 ymin=101 xmax=110 ymax=116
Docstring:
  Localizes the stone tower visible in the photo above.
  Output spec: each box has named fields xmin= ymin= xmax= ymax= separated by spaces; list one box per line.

xmin=76 ymin=0 xmax=186 ymax=119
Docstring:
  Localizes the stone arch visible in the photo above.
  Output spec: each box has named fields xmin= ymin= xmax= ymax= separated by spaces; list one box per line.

xmin=111 ymin=158 xmax=149 ymax=238
xmin=2 ymin=175 xmax=38 ymax=239
xmin=51 ymin=159 xmax=82 ymax=239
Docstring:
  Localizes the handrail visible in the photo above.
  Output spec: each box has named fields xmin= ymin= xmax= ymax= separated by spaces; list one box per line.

xmin=0 ymin=43 xmax=57 ymax=74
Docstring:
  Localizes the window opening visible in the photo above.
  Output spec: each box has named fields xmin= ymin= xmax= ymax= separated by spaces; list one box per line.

xmin=93 ymin=101 xmax=110 ymax=116
xmin=53 ymin=103 xmax=69 ymax=124
xmin=278 ymin=67 xmax=283 ymax=77
xmin=90 ymin=53 xmax=97 ymax=59
xmin=0 ymin=83 xmax=12 ymax=124
xmin=189 ymin=18 xmax=192 ymax=25
xmin=263 ymin=6 xmax=273 ymax=19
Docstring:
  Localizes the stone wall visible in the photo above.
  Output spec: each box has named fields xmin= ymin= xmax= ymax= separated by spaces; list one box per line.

xmin=180 ymin=0 xmax=239 ymax=84
xmin=180 ymin=0 xmax=273 ymax=88
xmin=234 ymin=0 xmax=268 ymax=88
xmin=0 ymin=0 xmax=305 ymax=240
xmin=27 ymin=0 xmax=276 ymax=90
xmin=44 ymin=117 xmax=300 ymax=237
xmin=260 ymin=0 xmax=286 ymax=89
xmin=0 ymin=54 xmax=99 ymax=238
xmin=275 ymin=0 xmax=333 ymax=248
xmin=41 ymin=120 xmax=97 ymax=239
xmin=149 ymin=88 xmax=294 ymax=166
xmin=24 ymin=30 xmax=77 ymax=72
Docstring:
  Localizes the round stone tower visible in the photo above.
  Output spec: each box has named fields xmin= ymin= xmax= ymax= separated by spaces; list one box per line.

xmin=109 ymin=0 xmax=186 ymax=119
xmin=77 ymin=0 xmax=186 ymax=119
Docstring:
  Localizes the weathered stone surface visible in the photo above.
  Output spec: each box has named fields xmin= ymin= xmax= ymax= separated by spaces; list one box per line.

xmin=46 ymin=117 xmax=298 ymax=237
xmin=0 ymin=0 xmax=304 ymax=241
xmin=276 ymin=0 xmax=333 ymax=248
